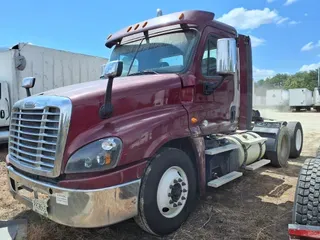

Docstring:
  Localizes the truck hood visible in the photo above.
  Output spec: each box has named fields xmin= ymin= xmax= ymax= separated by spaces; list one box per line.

xmin=41 ymin=74 xmax=182 ymax=106
xmin=40 ymin=74 xmax=184 ymax=172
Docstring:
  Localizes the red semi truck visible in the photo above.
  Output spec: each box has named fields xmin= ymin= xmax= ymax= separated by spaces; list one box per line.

xmin=6 ymin=10 xmax=304 ymax=236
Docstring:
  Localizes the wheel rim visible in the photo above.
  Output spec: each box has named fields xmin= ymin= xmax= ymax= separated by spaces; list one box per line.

xmin=156 ymin=166 xmax=189 ymax=218
xmin=295 ymin=129 xmax=302 ymax=151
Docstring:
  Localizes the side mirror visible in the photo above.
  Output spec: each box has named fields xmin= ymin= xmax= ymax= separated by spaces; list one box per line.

xmin=99 ymin=60 xmax=123 ymax=119
xmin=22 ymin=77 xmax=36 ymax=97
xmin=102 ymin=60 xmax=123 ymax=79
xmin=216 ymin=38 xmax=237 ymax=75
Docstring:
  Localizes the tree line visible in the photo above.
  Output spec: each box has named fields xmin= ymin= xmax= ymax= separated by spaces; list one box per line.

xmin=254 ymin=70 xmax=319 ymax=96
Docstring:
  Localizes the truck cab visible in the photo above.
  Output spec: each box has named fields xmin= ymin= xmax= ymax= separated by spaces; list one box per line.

xmin=5 ymin=10 xmax=303 ymax=236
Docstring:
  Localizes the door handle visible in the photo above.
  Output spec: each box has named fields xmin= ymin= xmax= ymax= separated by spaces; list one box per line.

xmin=202 ymin=76 xmax=225 ymax=95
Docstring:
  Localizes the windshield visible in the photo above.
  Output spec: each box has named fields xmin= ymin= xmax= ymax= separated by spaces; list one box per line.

xmin=109 ymin=30 xmax=198 ymax=76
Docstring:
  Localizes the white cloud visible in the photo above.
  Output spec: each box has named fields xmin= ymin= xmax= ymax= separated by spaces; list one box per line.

xmin=289 ymin=20 xmax=300 ymax=25
xmin=304 ymin=13 xmax=308 ymax=17
xmin=276 ymin=17 xmax=289 ymax=24
xmin=300 ymin=63 xmax=320 ymax=72
xmin=217 ymin=8 xmax=286 ymax=30
xmin=284 ymin=0 xmax=298 ymax=6
xmin=301 ymin=42 xmax=315 ymax=51
xmin=250 ymin=35 xmax=266 ymax=47
xmin=267 ymin=0 xmax=276 ymax=2
xmin=253 ymin=66 xmax=276 ymax=80
xmin=301 ymin=41 xmax=320 ymax=51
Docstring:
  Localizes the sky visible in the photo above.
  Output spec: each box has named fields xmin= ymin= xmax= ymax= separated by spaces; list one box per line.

xmin=0 ymin=0 xmax=319 ymax=81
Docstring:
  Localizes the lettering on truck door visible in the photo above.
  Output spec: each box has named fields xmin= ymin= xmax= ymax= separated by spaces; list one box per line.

xmin=0 ymin=81 xmax=11 ymax=127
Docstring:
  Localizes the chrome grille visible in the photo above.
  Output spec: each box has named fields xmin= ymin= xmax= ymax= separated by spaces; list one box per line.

xmin=9 ymin=107 xmax=60 ymax=171
xmin=8 ymin=96 xmax=72 ymax=178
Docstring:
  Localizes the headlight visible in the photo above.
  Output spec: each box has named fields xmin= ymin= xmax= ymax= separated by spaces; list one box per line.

xmin=65 ymin=137 xmax=122 ymax=173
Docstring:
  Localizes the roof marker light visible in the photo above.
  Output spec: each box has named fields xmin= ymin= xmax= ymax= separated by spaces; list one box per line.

xmin=179 ymin=13 xmax=184 ymax=20
xmin=127 ymin=26 xmax=132 ymax=32
xmin=134 ymin=24 xmax=140 ymax=30
xmin=142 ymin=21 xmax=148 ymax=28
xmin=107 ymin=34 xmax=112 ymax=40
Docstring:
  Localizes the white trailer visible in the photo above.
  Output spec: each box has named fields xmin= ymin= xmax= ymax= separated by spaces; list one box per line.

xmin=266 ymin=89 xmax=289 ymax=108
xmin=289 ymin=88 xmax=313 ymax=112
xmin=313 ymin=87 xmax=320 ymax=112
xmin=253 ymin=96 xmax=266 ymax=108
xmin=0 ymin=43 xmax=108 ymax=143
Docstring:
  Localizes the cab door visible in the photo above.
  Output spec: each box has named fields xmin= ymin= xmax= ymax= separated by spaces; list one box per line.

xmin=187 ymin=26 xmax=236 ymax=135
xmin=0 ymin=81 xmax=11 ymax=127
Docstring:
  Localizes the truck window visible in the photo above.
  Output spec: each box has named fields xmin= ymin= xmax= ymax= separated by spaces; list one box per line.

xmin=120 ymin=55 xmax=139 ymax=76
xmin=160 ymin=55 xmax=183 ymax=66
xmin=201 ymin=35 xmax=217 ymax=77
xmin=109 ymin=30 xmax=198 ymax=76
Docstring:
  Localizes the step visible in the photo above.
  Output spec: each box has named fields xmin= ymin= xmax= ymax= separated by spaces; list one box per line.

xmin=205 ymin=144 xmax=239 ymax=156
xmin=207 ymin=171 xmax=243 ymax=188
xmin=245 ymin=159 xmax=271 ymax=171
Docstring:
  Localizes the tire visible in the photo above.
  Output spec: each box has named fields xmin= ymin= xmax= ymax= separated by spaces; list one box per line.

xmin=316 ymin=145 xmax=320 ymax=159
xmin=266 ymin=126 xmax=291 ymax=168
xmin=293 ymin=158 xmax=320 ymax=226
xmin=296 ymin=107 xmax=301 ymax=112
xmin=287 ymin=121 xmax=303 ymax=158
xmin=134 ymin=148 xmax=197 ymax=236
xmin=316 ymin=107 xmax=320 ymax=112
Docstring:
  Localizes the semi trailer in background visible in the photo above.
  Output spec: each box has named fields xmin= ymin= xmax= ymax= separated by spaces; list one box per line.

xmin=289 ymin=88 xmax=313 ymax=112
xmin=0 ymin=43 xmax=108 ymax=143
xmin=266 ymin=89 xmax=289 ymax=109
xmin=313 ymin=87 xmax=320 ymax=112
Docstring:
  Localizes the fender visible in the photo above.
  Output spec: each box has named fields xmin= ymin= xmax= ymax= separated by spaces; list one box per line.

xmin=61 ymin=104 xmax=191 ymax=172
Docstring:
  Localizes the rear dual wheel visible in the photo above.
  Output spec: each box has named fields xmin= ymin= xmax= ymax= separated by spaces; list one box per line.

xmin=267 ymin=122 xmax=303 ymax=167
xmin=135 ymin=148 xmax=197 ymax=236
xmin=267 ymin=126 xmax=291 ymax=168
xmin=287 ymin=121 xmax=303 ymax=158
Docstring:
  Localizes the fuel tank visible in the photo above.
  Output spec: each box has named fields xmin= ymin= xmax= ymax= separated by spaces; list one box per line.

xmin=225 ymin=132 xmax=267 ymax=166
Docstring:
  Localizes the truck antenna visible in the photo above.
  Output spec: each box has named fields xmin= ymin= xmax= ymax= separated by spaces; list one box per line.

xmin=157 ymin=9 xmax=163 ymax=17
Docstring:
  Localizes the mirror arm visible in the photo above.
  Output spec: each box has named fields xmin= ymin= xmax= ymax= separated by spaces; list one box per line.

xmin=99 ymin=76 xmax=114 ymax=119
xmin=26 ymin=88 xmax=31 ymax=97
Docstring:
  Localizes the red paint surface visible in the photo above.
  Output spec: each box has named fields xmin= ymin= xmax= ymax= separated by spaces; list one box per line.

xmin=189 ymin=136 xmax=206 ymax=195
xmin=288 ymin=227 xmax=320 ymax=239
xmin=182 ymin=25 xmax=237 ymax=135
xmin=39 ymin=13 xmax=243 ymax=192
xmin=238 ymin=34 xmax=251 ymax=130
xmin=44 ymin=74 xmax=190 ymax=172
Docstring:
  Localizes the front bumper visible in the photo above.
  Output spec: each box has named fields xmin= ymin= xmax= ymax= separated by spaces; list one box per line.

xmin=7 ymin=166 xmax=141 ymax=228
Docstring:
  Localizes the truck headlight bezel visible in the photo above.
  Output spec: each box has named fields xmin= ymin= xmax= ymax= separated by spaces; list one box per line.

xmin=65 ymin=137 xmax=123 ymax=174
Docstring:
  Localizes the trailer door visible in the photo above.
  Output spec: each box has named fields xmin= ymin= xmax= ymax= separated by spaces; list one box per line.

xmin=0 ymin=81 xmax=11 ymax=127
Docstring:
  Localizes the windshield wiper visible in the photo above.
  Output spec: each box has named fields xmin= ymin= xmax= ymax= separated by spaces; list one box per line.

xmin=128 ymin=70 xmax=159 ymax=76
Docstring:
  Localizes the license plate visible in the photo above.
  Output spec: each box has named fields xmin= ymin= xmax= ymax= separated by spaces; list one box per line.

xmin=32 ymin=198 xmax=49 ymax=217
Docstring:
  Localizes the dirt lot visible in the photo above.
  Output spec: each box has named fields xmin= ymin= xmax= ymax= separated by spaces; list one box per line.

xmin=1 ymin=109 xmax=320 ymax=240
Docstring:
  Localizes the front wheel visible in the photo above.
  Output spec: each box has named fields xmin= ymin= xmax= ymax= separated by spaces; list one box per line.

xmin=134 ymin=148 xmax=197 ymax=236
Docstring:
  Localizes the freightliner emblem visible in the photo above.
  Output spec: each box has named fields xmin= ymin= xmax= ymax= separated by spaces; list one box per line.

xmin=24 ymin=102 xmax=36 ymax=109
